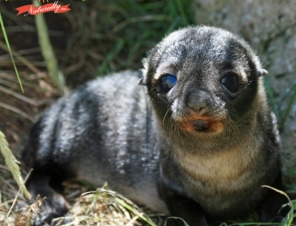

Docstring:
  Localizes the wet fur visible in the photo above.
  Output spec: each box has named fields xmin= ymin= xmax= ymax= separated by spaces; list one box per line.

xmin=23 ymin=26 xmax=288 ymax=225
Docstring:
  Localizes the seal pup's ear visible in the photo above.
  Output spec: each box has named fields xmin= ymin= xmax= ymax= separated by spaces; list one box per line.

xmin=257 ymin=69 xmax=268 ymax=77
xmin=138 ymin=57 xmax=148 ymax=86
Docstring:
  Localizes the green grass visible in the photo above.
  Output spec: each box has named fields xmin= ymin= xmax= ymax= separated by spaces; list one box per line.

xmin=264 ymin=77 xmax=296 ymax=133
xmin=280 ymin=83 xmax=296 ymax=131
xmin=51 ymin=0 xmax=196 ymax=87
xmin=88 ymin=0 xmax=195 ymax=75
xmin=0 ymin=12 xmax=23 ymax=92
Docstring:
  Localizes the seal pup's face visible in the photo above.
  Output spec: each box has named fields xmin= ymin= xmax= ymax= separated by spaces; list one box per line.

xmin=140 ymin=26 xmax=267 ymax=142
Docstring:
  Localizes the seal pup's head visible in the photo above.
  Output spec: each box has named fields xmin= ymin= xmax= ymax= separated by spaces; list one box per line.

xmin=140 ymin=26 xmax=268 ymax=150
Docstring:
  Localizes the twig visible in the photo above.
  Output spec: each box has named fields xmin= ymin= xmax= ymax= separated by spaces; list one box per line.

xmin=0 ymin=102 xmax=34 ymax=122
xmin=0 ymin=41 xmax=41 ymax=74
xmin=0 ymin=79 xmax=17 ymax=88
xmin=5 ymin=169 xmax=33 ymax=220
xmin=112 ymin=15 xmax=169 ymax=34
xmin=0 ymin=47 xmax=40 ymax=61
xmin=0 ymin=85 xmax=45 ymax=106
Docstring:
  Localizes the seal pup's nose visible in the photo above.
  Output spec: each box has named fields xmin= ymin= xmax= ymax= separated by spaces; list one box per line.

xmin=186 ymin=90 xmax=210 ymax=114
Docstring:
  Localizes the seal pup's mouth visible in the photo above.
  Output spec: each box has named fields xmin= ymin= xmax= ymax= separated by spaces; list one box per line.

xmin=178 ymin=116 xmax=224 ymax=133
xmin=192 ymin=119 xmax=209 ymax=132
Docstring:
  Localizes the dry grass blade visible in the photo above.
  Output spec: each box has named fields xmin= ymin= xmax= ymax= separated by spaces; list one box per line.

xmin=59 ymin=184 xmax=158 ymax=226
xmin=0 ymin=86 xmax=42 ymax=106
xmin=262 ymin=185 xmax=294 ymax=226
xmin=0 ymin=102 xmax=34 ymax=122
xmin=15 ymin=195 xmax=47 ymax=226
xmin=5 ymin=169 xmax=32 ymax=222
xmin=0 ymin=41 xmax=41 ymax=75
xmin=0 ymin=131 xmax=31 ymax=200
xmin=262 ymin=185 xmax=292 ymax=203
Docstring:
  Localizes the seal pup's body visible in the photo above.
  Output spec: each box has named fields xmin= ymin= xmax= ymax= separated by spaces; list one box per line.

xmin=23 ymin=71 xmax=168 ymax=222
xmin=23 ymin=26 xmax=287 ymax=225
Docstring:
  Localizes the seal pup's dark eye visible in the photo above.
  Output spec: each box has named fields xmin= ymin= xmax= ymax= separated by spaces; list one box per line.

xmin=221 ymin=72 xmax=239 ymax=93
xmin=159 ymin=74 xmax=177 ymax=93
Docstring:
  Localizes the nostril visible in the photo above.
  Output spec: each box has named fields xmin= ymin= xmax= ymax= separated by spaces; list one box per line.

xmin=187 ymin=99 xmax=206 ymax=112
xmin=186 ymin=92 xmax=208 ymax=113
xmin=198 ymin=107 xmax=205 ymax=113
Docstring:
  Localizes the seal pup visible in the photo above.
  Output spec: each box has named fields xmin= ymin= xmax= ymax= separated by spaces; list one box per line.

xmin=22 ymin=26 xmax=288 ymax=225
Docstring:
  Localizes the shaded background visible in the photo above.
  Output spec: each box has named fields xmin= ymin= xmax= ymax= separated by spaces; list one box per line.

xmin=0 ymin=0 xmax=295 ymax=213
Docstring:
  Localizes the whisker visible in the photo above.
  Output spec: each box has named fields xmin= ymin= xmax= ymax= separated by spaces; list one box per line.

xmin=162 ymin=107 xmax=171 ymax=126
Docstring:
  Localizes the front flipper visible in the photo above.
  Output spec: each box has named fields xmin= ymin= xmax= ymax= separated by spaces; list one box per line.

xmin=27 ymin=173 xmax=69 ymax=225
xmin=260 ymin=187 xmax=292 ymax=223
xmin=165 ymin=194 xmax=208 ymax=226
xmin=260 ymin=173 xmax=294 ymax=223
